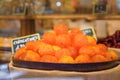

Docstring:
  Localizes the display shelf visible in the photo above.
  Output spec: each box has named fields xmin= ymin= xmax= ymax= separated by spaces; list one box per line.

xmin=0 ymin=14 xmax=120 ymax=20
xmin=0 ymin=14 xmax=120 ymax=36
xmin=0 ymin=15 xmax=26 ymax=20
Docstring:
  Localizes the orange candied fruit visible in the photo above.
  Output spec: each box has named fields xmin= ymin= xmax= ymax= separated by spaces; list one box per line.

xmin=86 ymin=36 xmax=97 ymax=46
xmin=40 ymin=55 xmax=58 ymax=63
xmin=97 ymin=43 xmax=108 ymax=53
xmin=92 ymin=54 xmax=108 ymax=63
xmin=72 ymin=33 xmax=88 ymax=50
xmin=59 ymin=56 xmax=74 ymax=63
xmin=55 ymin=34 xmax=71 ymax=48
xmin=53 ymin=24 xmax=68 ymax=35
xmin=38 ymin=43 xmax=55 ymax=56
xmin=14 ymin=47 xmax=26 ymax=60
xmin=106 ymin=50 xmax=119 ymax=60
xmin=55 ymin=48 xmax=71 ymax=60
xmin=67 ymin=46 xmax=78 ymax=59
xmin=79 ymin=46 xmax=96 ymax=57
xmin=69 ymin=28 xmax=83 ymax=39
xmin=25 ymin=40 xmax=39 ymax=52
xmin=24 ymin=50 xmax=41 ymax=62
xmin=75 ymin=54 xmax=92 ymax=63
xmin=42 ymin=31 xmax=56 ymax=45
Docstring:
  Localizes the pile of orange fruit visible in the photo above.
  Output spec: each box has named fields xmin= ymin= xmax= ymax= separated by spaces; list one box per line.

xmin=14 ymin=24 xmax=119 ymax=63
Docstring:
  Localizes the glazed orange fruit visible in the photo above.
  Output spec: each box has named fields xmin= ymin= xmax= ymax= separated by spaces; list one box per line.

xmin=86 ymin=36 xmax=96 ymax=46
xmin=106 ymin=51 xmax=119 ymax=60
xmin=14 ymin=47 xmax=26 ymax=60
xmin=97 ymin=43 xmax=108 ymax=53
xmin=55 ymin=48 xmax=71 ymax=60
xmin=55 ymin=34 xmax=71 ymax=48
xmin=54 ymin=24 xmax=68 ymax=35
xmin=92 ymin=54 xmax=108 ymax=62
xmin=38 ymin=43 xmax=55 ymax=56
xmin=24 ymin=50 xmax=41 ymax=62
xmin=59 ymin=56 xmax=74 ymax=63
xmin=42 ymin=31 xmax=56 ymax=45
xmin=79 ymin=46 xmax=96 ymax=57
xmin=72 ymin=33 xmax=88 ymax=50
xmin=75 ymin=54 xmax=92 ymax=63
xmin=67 ymin=46 xmax=78 ymax=59
xmin=69 ymin=28 xmax=83 ymax=39
xmin=40 ymin=55 xmax=58 ymax=63
xmin=14 ymin=24 xmax=119 ymax=63
xmin=25 ymin=41 xmax=37 ymax=52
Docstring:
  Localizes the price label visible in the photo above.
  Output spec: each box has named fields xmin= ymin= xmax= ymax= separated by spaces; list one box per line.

xmin=93 ymin=4 xmax=107 ymax=14
xmin=82 ymin=27 xmax=97 ymax=40
xmin=11 ymin=33 xmax=40 ymax=54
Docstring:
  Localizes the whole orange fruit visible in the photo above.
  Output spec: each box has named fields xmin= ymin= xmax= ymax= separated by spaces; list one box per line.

xmin=42 ymin=31 xmax=56 ymax=45
xmin=72 ymin=33 xmax=88 ymax=50
xmin=14 ymin=47 xmax=26 ymax=60
xmin=75 ymin=54 xmax=92 ymax=63
xmin=24 ymin=50 xmax=41 ymax=62
xmin=53 ymin=24 xmax=68 ymax=35
xmin=59 ymin=56 xmax=74 ymax=63
xmin=55 ymin=34 xmax=71 ymax=48
xmin=69 ymin=28 xmax=83 ymax=39
xmin=38 ymin=43 xmax=55 ymax=56
xmin=40 ymin=55 xmax=58 ymax=63
xmin=55 ymin=48 xmax=71 ymax=60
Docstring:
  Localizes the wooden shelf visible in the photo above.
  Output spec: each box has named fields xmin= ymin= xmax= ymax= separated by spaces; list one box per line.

xmin=0 ymin=14 xmax=120 ymax=20
xmin=0 ymin=15 xmax=27 ymax=20
xmin=0 ymin=14 xmax=120 ymax=36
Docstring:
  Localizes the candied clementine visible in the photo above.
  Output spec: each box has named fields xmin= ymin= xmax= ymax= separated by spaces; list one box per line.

xmin=92 ymin=54 xmax=108 ymax=62
xmin=75 ymin=54 xmax=92 ymax=63
xmin=24 ymin=50 xmax=41 ymax=62
xmin=42 ymin=31 xmax=56 ymax=45
xmin=25 ymin=41 xmax=38 ymax=52
xmin=72 ymin=33 xmax=88 ymax=50
xmin=86 ymin=36 xmax=96 ymax=46
xmin=38 ymin=43 xmax=55 ymax=56
xmin=97 ymin=44 xmax=108 ymax=53
xmin=53 ymin=24 xmax=68 ymax=35
xmin=55 ymin=48 xmax=71 ymax=60
xmin=103 ymin=52 xmax=113 ymax=61
xmin=79 ymin=46 xmax=96 ymax=57
xmin=107 ymin=51 xmax=119 ymax=60
xmin=55 ymin=34 xmax=71 ymax=48
xmin=53 ymin=45 xmax=61 ymax=51
xmin=40 ymin=55 xmax=58 ymax=63
xmin=67 ymin=46 xmax=78 ymax=59
xmin=59 ymin=56 xmax=74 ymax=63
xmin=14 ymin=47 xmax=26 ymax=60
xmin=92 ymin=45 xmax=102 ymax=54
xmin=69 ymin=28 xmax=83 ymax=39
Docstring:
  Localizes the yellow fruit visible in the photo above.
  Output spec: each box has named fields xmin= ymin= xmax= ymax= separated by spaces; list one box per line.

xmin=59 ymin=56 xmax=74 ymax=63
xmin=53 ymin=45 xmax=61 ymax=51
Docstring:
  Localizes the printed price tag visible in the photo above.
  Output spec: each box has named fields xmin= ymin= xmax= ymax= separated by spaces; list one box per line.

xmin=82 ymin=27 xmax=97 ymax=40
xmin=11 ymin=33 xmax=40 ymax=54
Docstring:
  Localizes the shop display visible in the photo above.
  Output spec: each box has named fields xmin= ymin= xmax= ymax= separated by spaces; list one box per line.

xmin=13 ymin=24 xmax=119 ymax=64
xmin=0 ymin=0 xmax=120 ymax=80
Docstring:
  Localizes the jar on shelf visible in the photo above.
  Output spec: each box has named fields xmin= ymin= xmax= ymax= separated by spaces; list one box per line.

xmin=49 ymin=0 xmax=64 ymax=14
